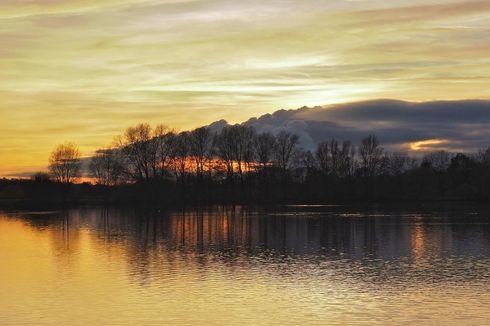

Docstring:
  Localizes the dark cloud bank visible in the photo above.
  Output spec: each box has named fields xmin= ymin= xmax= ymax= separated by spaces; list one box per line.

xmin=209 ymin=99 xmax=490 ymax=153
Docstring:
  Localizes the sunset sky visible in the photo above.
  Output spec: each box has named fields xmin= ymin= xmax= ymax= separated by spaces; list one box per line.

xmin=1 ymin=0 xmax=490 ymax=176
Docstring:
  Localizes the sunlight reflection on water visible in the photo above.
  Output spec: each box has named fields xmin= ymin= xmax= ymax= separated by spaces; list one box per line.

xmin=0 ymin=205 xmax=490 ymax=325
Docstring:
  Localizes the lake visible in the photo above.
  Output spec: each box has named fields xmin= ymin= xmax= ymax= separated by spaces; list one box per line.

xmin=1 ymin=205 xmax=490 ymax=325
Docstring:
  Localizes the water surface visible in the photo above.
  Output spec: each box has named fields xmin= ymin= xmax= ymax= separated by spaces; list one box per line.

xmin=1 ymin=205 xmax=490 ymax=325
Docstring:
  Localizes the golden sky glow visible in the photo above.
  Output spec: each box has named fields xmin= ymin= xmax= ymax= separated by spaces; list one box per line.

xmin=1 ymin=0 xmax=490 ymax=176
xmin=409 ymin=139 xmax=448 ymax=151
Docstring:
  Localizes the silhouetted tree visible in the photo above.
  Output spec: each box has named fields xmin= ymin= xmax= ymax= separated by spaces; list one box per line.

xmin=89 ymin=148 xmax=126 ymax=186
xmin=316 ymin=141 xmax=331 ymax=175
xmin=476 ymin=147 xmax=490 ymax=165
xmin=215 ymin=126 xmax=237 ymax=181
xmin=385 ymin=152 xmax=414 ymax=176
xmin=153 ymin=125 xmax=175 ymax=179
xmin=292 ymin=149 xmax=316 ymax=182
xmin=32 ymin=172 xmax=51 ymax=183
xmin=118 ymin=123 xmax=157 ymax=181
xmin=422 ymin=150 xmax=452 ymax=171
xmin=448 ymin=153 xmax=478 ymax=197
xmin=359 ymin=135 xmax=383 ymax=177
xmin=28 ymin=120 xmax=490 ymax=205
xmin=255 ymin=132 xmax=277 ymax=170
xmin=219 ymin=125 xmax=256 ymax=181
xmin=189 ymin=127 xmax=213 ymax=179
xmin=275 ymin=131 xmax=299 ymax=176
xmin=316 ymin=139 xmax=355 ymax=178
xmin=49 ymin=142 xmax=82 ymax=184
xmin=242 ymin=127 xmax=257 ymax=176
xmin=171 ymin=131 xmax=191 ymax=183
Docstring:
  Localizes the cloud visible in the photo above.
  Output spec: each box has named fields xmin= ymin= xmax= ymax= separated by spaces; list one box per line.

xmin=350 ymin=1 xmax=490 ymax=26
xmin=212 ymin=100 xmax=490 ymax=153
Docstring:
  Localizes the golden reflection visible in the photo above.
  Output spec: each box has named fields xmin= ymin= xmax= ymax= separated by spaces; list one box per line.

xmin=411 ymin=222 xmax=425 ymax=261
xmin=2 ymin=208 xmax=490 ymax=325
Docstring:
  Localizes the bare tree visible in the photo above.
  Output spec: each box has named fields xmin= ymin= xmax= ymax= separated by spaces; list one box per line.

xmin=215 ymin=126 xmax=237 ymax=180
xmin=49 ymin=142 xmax=82 ymax=183
xmin=422 ymin=150 xmax=452 ymax=171
xmin=275 ymin=131 xmax=300 ymax=175
xmin=118 ymin=123 xmax=164 ymax=181
xmin=153 ymin=124 xmax=175 ymax=179
xmin=214 ymin=125 xmax=257 ymax=180
xmin=238 ymin=126 xmax=256 ymax=177
xmin=189 ymin=127 xmax=213 ymax=179
xmin=292 ymin=149 xmax=315 ymax=182
xmin=329 ymin=139 xmax=341 ymax=176
xmin=333 ymin=141 xmax=355 ymax=177
xmin=316 ymin=139 xmax=354 ymax=177
xmin=255 ymin=132 xmax=277 ymax=170
xmin=171 ymin=131 xmax=191 ymax=182
xmin=385 ymin=152 xmax=415 ymax=176
xmin=89 ymin=148 xmax=126 ymax=186
xmin=359 ymin=135 xmax=383 ymax=177
xmin=120 ymin=123 xmax=151 ymax=180
xmin=315 ymin=141 xmax=330 ymax=175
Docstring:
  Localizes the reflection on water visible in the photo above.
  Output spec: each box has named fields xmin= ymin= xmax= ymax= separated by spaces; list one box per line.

xmin=1 ymin=205 xmax=490 ymax=325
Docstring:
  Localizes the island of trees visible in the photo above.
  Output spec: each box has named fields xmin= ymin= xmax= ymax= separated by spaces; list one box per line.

xmin=2 ymin=122 xmax=490 ymax=206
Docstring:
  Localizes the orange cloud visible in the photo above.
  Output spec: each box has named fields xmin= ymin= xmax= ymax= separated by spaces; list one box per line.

xmin=409 ymin=139 xmax=448 ymax=151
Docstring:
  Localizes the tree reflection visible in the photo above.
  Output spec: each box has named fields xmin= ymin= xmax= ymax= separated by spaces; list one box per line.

xmin=5 ymin=205 xmax=490 ymax=284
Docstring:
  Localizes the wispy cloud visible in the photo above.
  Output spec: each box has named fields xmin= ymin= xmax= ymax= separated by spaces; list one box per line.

xmin=1 ymin=0 xmax=489 ymax=175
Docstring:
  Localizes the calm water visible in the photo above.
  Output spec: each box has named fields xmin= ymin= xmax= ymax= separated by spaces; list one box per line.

xmin=1 ymin=205 xmax=490 ymax=325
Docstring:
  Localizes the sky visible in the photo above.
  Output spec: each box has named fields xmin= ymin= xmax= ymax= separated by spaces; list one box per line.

xmin=1 ymin=0 xmax=490 ymax=176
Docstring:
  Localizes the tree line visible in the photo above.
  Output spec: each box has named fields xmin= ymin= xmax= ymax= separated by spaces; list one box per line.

xmin=49 ymin=123 xmax=306 ymax=186
xmin=17 ymin=122 xmax=490 ymax=204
